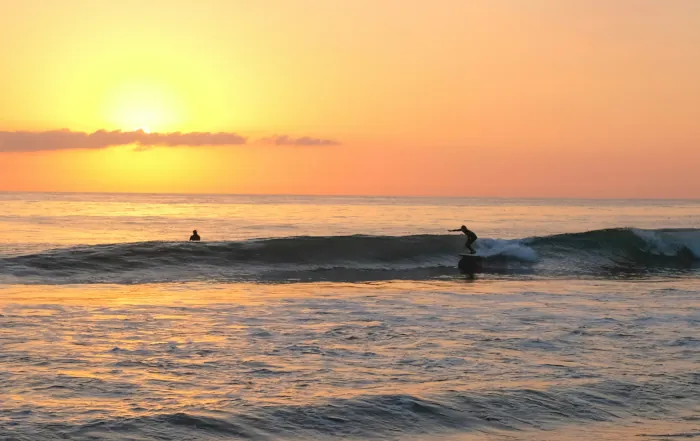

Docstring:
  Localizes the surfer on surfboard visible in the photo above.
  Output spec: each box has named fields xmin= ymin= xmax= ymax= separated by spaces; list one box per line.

xmin=449 ymin=225 xmax=477 ymax=254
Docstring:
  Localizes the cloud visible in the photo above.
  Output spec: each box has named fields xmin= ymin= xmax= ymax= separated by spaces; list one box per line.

xmin=0 ymin=129 xmax=248 ymax=152
xmin=259 ymin=135 xmax=340 ymax=146
xmin=0 ymin=129 xmax=341 ymax=152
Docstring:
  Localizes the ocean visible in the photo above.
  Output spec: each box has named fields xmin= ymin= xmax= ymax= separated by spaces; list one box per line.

xmin=1 ymin=193 xmax=699 ymax=440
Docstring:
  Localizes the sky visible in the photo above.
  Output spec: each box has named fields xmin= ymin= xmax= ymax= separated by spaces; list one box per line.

xmin=0 ymin=0 xmax=698 ymax=198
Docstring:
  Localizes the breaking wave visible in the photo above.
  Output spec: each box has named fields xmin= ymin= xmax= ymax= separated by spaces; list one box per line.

xmin=0 ymin=228 xmax=698 ymax=284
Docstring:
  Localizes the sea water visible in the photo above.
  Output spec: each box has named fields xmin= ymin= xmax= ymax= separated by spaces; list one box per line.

xmin=1 ymin=193 xmax=699 ymax=440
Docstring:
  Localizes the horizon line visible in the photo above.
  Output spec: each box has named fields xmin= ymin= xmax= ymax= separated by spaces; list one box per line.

xmin=0 ymin=190 xmax=698 ymax=202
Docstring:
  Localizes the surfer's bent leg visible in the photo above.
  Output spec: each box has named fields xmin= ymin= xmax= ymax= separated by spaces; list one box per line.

xmin=466 ymin=240 xmax=476 ymax=254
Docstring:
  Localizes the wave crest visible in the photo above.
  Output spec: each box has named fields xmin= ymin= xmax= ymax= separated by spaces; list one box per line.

xmin=1 ymin=228 xmax=698 ymax=284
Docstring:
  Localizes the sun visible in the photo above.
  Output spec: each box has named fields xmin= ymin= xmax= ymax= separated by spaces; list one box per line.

xmin=102 ymin=80 xmax=185 ymax=133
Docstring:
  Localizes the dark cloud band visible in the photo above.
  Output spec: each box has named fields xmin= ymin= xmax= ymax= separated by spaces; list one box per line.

xmin=0 ymin=129 xmax=339 ymax=152
xmin=260 ymin=135 xmax=340 ymax=146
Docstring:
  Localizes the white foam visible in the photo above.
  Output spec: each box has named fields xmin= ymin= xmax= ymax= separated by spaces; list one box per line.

xmin=633 ymin=229 xmax=700 ymax=258
xmin=475 ymin=238 xmax=539 ymax=262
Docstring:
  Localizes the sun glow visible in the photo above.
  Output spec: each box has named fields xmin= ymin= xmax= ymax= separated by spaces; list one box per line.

xmin=102 ymin=81 xmax=185 ymax=133
xmin=87 ymin=146 xmax=197 ymax=191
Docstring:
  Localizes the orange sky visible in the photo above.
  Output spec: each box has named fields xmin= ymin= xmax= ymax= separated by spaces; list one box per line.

xmin=0 ymin=0 xmax=698 ymax=198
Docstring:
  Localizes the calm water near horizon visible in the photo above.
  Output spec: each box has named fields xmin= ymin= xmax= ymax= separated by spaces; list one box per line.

xmin=1 ymin=193 xmax=699 ymax=440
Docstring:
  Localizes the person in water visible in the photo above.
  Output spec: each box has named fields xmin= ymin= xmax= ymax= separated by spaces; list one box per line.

xmin=449 ymin=225 xmax=477 ymax=254
xmin=189 ymin=230 xmax=200 ymax=241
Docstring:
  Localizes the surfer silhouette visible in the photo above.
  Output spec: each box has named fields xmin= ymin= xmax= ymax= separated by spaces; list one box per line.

xmin=449 ymin=225 xmax=477 ymax=254
xmin=189 ymin=230 xmax=201 ymax=241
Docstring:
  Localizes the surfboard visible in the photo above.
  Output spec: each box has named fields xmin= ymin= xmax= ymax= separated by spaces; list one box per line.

xmin=459 ymin=253 xmax=482 ymax=257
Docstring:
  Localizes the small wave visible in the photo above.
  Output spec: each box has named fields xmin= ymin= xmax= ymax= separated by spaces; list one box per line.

xmin=0 ymin=229 xmax=698 ymax=284
xmin=19 ymin=376 xmax=700 ymax=440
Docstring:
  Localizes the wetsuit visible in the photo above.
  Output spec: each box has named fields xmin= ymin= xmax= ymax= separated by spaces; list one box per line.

xmin=464 ymin=230 xmax=477 ymax=254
